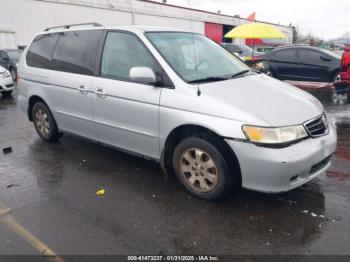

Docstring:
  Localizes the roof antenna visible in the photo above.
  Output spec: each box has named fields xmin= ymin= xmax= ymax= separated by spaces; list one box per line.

xmin=187 ymin=0 xmax=201 ymax=97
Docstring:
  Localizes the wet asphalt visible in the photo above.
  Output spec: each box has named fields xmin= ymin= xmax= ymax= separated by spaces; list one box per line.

xmin=0 ymin=87 xmax=349 ymax=257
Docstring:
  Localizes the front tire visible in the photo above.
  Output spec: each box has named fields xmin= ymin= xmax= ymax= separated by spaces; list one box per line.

xmin=32 ymin=102 xmax=60 ymax=142
xmin=173 ymin=137 xmax=235 ymax=200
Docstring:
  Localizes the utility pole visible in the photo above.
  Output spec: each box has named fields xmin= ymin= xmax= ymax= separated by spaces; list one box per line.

xmin=127 ymin=0 xmax=135 ymax=25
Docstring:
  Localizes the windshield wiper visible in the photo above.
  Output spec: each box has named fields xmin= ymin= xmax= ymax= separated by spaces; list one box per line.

xmin=188 ymin=76 xmax=229 ymax=84
xmin=230 ymin=70 xmax=252 ymax=79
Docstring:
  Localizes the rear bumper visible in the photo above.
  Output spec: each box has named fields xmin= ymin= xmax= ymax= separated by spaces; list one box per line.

xmin=226 ymin=122 xmax=337 ymax=193
xmin=0 ymin=77 xmax=14 ymax=92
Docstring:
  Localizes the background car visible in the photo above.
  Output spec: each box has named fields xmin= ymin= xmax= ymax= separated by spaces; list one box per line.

xmin=0 ymin=49 xmax=23 ymax=81
xmin=265 ymin=45 xmax=341 ymax=82
xmin=0 ymin=65 xmax=14 ymax=97
xmin=221 ymin=43 xmax=265 ymax=63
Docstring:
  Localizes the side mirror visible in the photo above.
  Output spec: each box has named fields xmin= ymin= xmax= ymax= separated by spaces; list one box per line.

xmin=130 ymin=67 xmax=157 ymax=85
xmin=320 ymin=55 xmax=331 ymax=62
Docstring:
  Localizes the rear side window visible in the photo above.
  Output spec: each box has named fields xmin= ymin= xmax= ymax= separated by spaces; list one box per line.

xmin=51 ymin=30 xmax=103 ymax=75
xmin=26 ymin=33 xmax=58 ymax=69
xmin=269 ymin=49 xmax=297 ymax=62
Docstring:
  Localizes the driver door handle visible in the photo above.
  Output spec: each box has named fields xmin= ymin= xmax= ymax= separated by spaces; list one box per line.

xmin=95 ymin=88 xmax=107 ymax=98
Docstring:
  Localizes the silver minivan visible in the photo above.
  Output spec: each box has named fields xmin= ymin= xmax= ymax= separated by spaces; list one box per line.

xmin=18 ymin=24 xmax=337 ymax=200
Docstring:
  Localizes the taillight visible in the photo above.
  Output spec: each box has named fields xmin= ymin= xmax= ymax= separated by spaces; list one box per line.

xmin=341 ymin=47 xmax=350 ymax=72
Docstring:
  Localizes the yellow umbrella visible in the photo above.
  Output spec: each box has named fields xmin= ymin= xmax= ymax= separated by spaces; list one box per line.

xmin=225 ymin=22 xmax=287 ymax=39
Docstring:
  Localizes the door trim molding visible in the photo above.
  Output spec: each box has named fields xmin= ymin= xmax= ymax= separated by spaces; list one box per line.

xmin=94 ymin=119 xmax=156 ymax=138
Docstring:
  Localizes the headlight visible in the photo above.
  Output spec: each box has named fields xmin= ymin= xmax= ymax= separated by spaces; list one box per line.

xmin=242 ymin=125 xmax=308 ymax=145
xmin=2 ymin=70 xmax=11 ymax=78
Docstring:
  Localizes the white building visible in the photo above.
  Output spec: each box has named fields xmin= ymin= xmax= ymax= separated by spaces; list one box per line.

xmin=0 ymin=0 xmax=293 ymax=47
xmin=0 ymin=29 xmax=18 ymax=49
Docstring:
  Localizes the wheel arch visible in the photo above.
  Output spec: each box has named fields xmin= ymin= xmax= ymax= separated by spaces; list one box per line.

xmin=27 ymin=95 xmax=49 ymax=121
xmin=331 ymin=68 xmax=341 ymax=82
xmin=160 ymin=124 xmax=242 ymax=185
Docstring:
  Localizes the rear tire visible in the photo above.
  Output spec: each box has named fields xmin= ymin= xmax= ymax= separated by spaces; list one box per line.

xmin=172 ymin=137 xmax=236 ymax=200
xmin=333 ymin=72 xmax=341 ymax=82
xmin=1 ymin=90 xmax=13 ymax=97
xmin=32 ymin=102 xmax=60 ymax=142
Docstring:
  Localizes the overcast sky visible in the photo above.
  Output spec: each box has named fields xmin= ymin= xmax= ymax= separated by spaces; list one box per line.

xmin=152 ymin=0 xmax=350 ymax=39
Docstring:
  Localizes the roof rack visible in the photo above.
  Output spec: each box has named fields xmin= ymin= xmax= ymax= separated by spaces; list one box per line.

xmin=44 ymin=22 xmax=102 ymax=31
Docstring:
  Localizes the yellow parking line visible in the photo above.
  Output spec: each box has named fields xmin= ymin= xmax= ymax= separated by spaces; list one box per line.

xmin=0 ymin=202 xmax=64 ymax=262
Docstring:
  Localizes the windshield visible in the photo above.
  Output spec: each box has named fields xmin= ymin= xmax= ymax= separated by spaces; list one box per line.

xmin=7 ymin=50 xmax=23 ymax=60
xmin=146 ymin=32 xmax=250 ymax=83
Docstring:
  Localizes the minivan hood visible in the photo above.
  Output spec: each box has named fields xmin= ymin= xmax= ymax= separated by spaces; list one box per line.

xmin=202 ymin=74 xmax=324 ymax=126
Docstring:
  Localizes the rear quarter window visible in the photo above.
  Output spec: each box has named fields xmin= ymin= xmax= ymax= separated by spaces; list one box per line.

xmin=26 ymin=33 xmax=58 ymax=69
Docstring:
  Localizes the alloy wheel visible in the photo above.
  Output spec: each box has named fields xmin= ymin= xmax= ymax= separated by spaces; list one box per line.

xmin=35 ymin=109 xmax=50 ymax=137
xmin=334 ymin=74 xmax=341 ymax=82
xmin=179 ymin=148 xmax=219 ymax=192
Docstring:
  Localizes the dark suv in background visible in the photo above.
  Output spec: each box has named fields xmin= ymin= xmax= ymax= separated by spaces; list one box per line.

xmin=0 ymin=49 xmax=23 ymax=81
xmin=265 ymin=45 xmax=341 ymax=82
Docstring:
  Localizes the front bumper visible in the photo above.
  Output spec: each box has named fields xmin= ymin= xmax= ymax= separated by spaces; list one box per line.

xmin=0 ymin=76 xmax=14 ymax=92
xmin=226 ymin=122 xmax=337 ymax=193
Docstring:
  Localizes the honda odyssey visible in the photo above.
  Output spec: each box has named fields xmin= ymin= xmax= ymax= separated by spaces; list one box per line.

xmin=18 ymin=24 xmax=337 ymax=200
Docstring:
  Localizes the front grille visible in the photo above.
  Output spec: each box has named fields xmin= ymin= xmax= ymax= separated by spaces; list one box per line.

xmin=309 ymin=156 xmax=331 ymax=174
xmin=5 ymin=84 xmax=13 ymax=88
xmin=304 ymin=113 xmax=328 ymax=137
